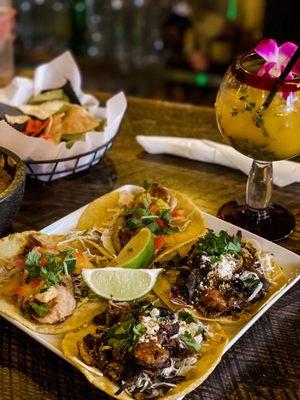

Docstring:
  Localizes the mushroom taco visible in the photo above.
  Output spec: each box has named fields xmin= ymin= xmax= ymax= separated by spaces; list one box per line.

xmin=76 ymin=183 xmax=206 ymax=260
xmin=153 ymin=230 xmax=287 ymax=324
xmin=62 ymin=298 xmax=228 ymax=400
xmin=0 ymin=231 xmax=103 ymax=333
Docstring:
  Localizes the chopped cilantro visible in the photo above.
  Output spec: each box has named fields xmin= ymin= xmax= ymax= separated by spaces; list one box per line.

xmin=178 ymin=311 xmax=195 ymax=324
xmin=24 ymin=249 xmax=76 ymax=289
xmin=179 ymin=332 xmax=201 ymax=352
xmin=241 ymin=276 xmax=260 ymax=290
xmin=133 ymin=323 xmax=146 ymax=337
xmin=147 ymin=221 xmax=165 ymax=235
xmin=29 ymin=302 xmax=50 ymax=317
xmin=25 ymin=251 xmax=40 ymax=267
xmin=196 ymin=230 xmax=242 ymax=258
xmin=104 ymin=317 xmax=146 ymax=351
xmin=160 ymin=210 xmax=172 ymax=225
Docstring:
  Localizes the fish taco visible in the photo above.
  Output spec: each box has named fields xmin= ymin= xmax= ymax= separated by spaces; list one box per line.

xmin=62 ymin=298 xmax=228 ymax=400
xmin=0 ymin=231 xmax=103 ymax=333
xmin=77 ymin=183 xmax=206 ymax=261
xmin=153 ymin=230 xmax=287 ymax=324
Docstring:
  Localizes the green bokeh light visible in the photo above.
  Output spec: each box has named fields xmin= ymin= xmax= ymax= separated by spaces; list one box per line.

xmin=195 ymin=73 xmax=208 ymax=86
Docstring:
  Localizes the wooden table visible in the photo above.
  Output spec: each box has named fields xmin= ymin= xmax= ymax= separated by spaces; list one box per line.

xmin=0 ymin=94 xmax=299 ymax=400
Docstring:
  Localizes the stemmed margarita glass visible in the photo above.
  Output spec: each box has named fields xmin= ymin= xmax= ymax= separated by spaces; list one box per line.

xmin=215 ymin=40 xmax=300 ymax=242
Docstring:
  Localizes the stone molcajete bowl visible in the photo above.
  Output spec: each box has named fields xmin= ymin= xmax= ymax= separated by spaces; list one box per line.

xmin=0 ymin=146 xmax=25 ymax=234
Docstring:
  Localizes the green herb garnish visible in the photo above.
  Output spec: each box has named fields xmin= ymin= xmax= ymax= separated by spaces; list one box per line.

xmin=104 ymin=317 xmax=146 ymax=351
xmin=24 ymin=249 xmax=76 ymax=289
xmin=241 ymin=276 xmax=261 ymax=290
xmin=179 ymin=332 xmax=201 ymax=352
xmin=196 ymin=230 xmax=242 ymax=258
xmin=29 ymin=302 xmax=50 ymax=317
xmin=178 ymin=311 xmax=195 ymax=324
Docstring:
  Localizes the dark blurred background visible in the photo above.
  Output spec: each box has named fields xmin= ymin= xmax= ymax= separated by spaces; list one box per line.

xmin=10 ymin=0 xmax=300 ymax=106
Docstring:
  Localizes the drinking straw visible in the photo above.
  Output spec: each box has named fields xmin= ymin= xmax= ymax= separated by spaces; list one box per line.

xmin=261 ymin=46 xmax=300 ymax=110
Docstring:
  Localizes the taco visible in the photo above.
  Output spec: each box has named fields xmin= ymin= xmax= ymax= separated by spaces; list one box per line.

xmin=76 ymin=183 xmax=206 ymax=260
xmin=153 ymin=230 xmax=287 ymax=324
xmin=0 ymin=231 xmax=103 ymax=334
xmin=62 ymin=298 xmax=228 ymax=400
xmin=58 ymin=227 xmax=115 ymax=267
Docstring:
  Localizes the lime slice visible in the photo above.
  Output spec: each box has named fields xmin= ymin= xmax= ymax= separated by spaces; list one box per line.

xmin=82 ymin=268 xmax=162 ymax=301
xmin=112 ymin=227 xmax=154 ymax=269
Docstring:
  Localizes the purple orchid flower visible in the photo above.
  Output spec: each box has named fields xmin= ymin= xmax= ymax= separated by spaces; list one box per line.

xmin=254 ymin=39 xmax=300 ymax=101
xmin=255 ymin=39 xmax=300 ymax=78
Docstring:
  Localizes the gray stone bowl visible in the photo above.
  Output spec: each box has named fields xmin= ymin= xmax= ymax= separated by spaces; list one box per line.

xmin=0 ymin=147 xmax=25 ymax=234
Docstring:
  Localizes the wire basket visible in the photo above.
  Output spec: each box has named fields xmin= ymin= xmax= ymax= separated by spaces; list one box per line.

xmin=24 ymin=134 xmax=117 ymax=182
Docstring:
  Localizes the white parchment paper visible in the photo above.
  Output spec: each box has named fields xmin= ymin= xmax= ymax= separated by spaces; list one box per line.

xmin=0 ymin=51 xmax=127 ymax=181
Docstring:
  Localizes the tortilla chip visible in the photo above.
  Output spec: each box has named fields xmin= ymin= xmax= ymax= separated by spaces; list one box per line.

xmin=17 ymin=101 xmax=67 ymax=120
xmin=28 ymin=89 xmax=69 ymax=104
xmin=61 ymin=104 xmax=99 ymax=135
xmin=153 ymin=241 xmax=288 ymax=326
xmin=5 ymin=114 xmax=30 ymax=125
xmin=0 ymin=231 xmax=103 ymax=334
xmin=43 ymin=113 xmax=64 ymax=143
xmin=62 ymin=301 xmax=228 ymax=400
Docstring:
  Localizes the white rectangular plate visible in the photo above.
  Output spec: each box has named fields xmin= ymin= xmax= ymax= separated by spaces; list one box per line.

xmin=1 ymin=185 xmax=300 ymax=388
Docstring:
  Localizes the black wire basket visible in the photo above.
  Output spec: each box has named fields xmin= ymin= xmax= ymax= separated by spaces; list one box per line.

xmin=24 ymin=133 xmax=117 ymax=182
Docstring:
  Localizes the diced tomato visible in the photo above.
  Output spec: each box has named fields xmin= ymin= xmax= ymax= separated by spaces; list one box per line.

xmin=39 ymin=257 xmax=48 ymax=267
xmin=40 ymin=133 xmax=51 ymax=140
xmin=172 ymin=209 xmax=185 ymax=217
xmin=75 ymin=253 xmax=85 ymax=262
xmin=154 ymin=236 xmax=166 ymax=250
xmin=16 ymin=284 xmax=26 ymax=297
xmin=29 ymin=278 xmax=42 ymax=289
xmin=156 ymin=218 xmax=166 ymax=229
xmin=25 ymin=118 xmax=49 ymax=137
xmin=149 ymin=204 xmax=158 ymax=214
xmin=14 ymin=259 xmax=25 ymax=268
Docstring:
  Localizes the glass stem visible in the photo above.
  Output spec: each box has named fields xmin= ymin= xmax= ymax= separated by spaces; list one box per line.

xmin=246 ymin=160 xmax=273 ymax=214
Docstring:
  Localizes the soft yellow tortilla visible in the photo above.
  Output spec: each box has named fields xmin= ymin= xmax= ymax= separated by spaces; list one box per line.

xmin=153 ymin=240 xmax=288 ymax=325
xmin=0 ymin=231 xmax=103 ymax=334
xmin=62 ymin=301 xmax=228 ymax=400
xmin=0 ymin=296 xmax=103 ymax=334
xmin=77 ymin=191 xmax=121 ymax=231
xmin=77 ymin=187 xmax=207 ymax=258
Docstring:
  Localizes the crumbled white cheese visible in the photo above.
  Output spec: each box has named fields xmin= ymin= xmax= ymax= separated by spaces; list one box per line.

xmin=139 ymin=312 xmax=161 ymax=342
xmin=150 ymin=308 xmax=160 ymax=318
xmin=207 ymin=254 xmax=237 ymax=280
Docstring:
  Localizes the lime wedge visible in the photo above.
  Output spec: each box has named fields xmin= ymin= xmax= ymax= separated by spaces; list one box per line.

xmin=112 ymin=227 xmax=154 ymax=269
xmin=82 ymin=268 xmax=162 ymax=301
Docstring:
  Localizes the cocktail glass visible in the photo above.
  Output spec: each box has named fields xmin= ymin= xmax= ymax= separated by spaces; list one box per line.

xmin=215 ymin=51 xmax=300 ymax=242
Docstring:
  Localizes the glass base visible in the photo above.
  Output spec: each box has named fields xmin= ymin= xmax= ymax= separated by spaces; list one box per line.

xmin=217 ymin=199 xmax=295 ymax=242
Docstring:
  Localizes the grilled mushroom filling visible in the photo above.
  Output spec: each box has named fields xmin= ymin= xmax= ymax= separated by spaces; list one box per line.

xmin=164 ymin=230 xmax=272 ymax=318
xmin=77 ymin=301 xmax=205 ymax=399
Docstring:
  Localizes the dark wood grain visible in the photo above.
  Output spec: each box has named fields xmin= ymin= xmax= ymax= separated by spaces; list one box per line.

xmin=0 ymin=94 xmax=299 ymax=400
